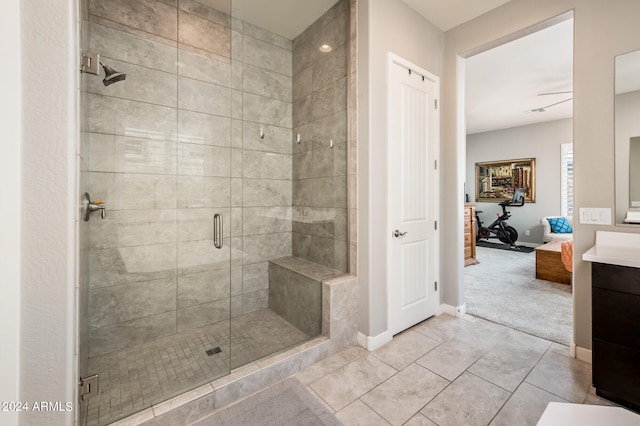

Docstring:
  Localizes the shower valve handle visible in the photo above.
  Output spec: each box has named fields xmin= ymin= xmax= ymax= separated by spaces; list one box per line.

xmin=82 ymin=193 xmax=106 ymax=221
xmin=88 ymin=202 xmax=106 ymax=220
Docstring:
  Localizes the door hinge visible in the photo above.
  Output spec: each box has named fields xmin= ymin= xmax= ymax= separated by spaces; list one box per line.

xmin=434 ymin=220 xmax=438 ymax=230
xmin=435 ymin=281 xmax=438 ymax=291
xmin=80 ymin=50 xmax=100 ymax=75
xmin=434 ymin=160 xmax=438 ymax=170
xmin=435 ymin=99 xmax=438 ymax=109
xmin=79 ymin=375 xmax=99 ymax=401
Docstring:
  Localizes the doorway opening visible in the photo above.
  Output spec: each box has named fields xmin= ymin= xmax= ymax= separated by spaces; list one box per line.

xmin=462 ymin=16 xmax=574 ymax=346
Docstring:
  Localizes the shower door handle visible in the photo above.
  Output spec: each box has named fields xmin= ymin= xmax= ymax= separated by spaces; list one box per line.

xmin=213 ymin=213 xmax=223 ymax=249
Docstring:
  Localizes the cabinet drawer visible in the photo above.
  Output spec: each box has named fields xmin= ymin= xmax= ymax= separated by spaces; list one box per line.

xmin=593 ymin=287 xmax=640 ymax=348
xmin=593 ymin=262 xmax=640 ymax=295
xmin=593 ymin=338 xmax=640 ymax=411
xmin=464 ymin=220 xmax=471 ymax=232
xmin=464 ymin=246 xmax=472 ymax=259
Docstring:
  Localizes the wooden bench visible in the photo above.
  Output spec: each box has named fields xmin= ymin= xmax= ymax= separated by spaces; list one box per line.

xmin=534 ymin=241 xmax=571 ymax=284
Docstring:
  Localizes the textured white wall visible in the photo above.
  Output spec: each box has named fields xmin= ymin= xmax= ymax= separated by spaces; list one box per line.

xmin=20 ymin=0 xmax=77 ymax=424
xmin=0 ymin=0 xmax=22 ymax=424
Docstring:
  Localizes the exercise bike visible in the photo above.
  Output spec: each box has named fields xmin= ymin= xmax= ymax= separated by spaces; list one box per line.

xmin=475 ymin=188 xmax=525 ymax=248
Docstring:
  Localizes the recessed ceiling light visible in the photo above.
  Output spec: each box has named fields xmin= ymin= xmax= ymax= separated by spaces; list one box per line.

xmin=319 ymin=44 xmax=333 ymax=53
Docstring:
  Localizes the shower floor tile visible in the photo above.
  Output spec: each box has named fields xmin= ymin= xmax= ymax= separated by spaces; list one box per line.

xmin=84 ymin=309 xmax=310 ymax=426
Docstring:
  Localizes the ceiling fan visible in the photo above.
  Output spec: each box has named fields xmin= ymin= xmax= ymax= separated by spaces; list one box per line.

xmin=526 ymin=90 xmax=573 ymax=113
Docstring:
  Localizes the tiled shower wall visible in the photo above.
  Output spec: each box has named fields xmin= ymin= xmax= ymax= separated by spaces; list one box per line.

xmin=292 ymin=1 xmax=349 ymax=273
xmin=85 ymin=0 xmax=294 ymax=357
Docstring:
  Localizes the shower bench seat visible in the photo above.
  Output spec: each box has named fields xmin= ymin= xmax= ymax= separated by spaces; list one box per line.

xmin=268 ymin=256 xmax=342 ymax=336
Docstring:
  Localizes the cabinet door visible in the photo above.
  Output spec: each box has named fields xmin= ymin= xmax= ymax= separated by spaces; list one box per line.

xmin=593 ymin=338 xmax=640 ymax=411
xmin=593 ymin=262 xmax=640 ymax=295
xmin=592 ymin=288 xmax=640 ymax=349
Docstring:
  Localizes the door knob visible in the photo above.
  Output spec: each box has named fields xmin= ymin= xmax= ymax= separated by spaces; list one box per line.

xmin=393 ymin=230 xmax=408 ymax=238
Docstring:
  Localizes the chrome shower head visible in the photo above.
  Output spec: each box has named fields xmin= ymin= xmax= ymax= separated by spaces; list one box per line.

xmin=100 ymin=62 xmax=126 ymax=86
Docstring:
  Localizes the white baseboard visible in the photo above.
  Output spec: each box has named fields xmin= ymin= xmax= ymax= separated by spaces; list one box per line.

xmin=440 ymin=303 xmax=467 ymax=317
xmin=357 ymin=330 xmax=393 ymax=351
xmin=571 ymin=343 xmax=592 ymax=363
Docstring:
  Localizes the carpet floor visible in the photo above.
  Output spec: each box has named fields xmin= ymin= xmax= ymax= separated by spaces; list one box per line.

xmin=464 ymin=246 xmax=573 ymax=345
xmin=192 ymin=378 xmax=342 ymax=426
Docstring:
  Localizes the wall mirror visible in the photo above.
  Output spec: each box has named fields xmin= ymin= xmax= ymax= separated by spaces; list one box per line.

xmin=615 ymin=49 xmax=640 ymax=224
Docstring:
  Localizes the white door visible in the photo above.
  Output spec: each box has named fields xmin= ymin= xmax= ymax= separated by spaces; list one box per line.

xmin=387 ymin=53 xmax=439 ymax=335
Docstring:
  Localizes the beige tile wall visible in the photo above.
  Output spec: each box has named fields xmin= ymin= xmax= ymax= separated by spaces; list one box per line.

xmin=292 ymin=0 xmax=350 ymax=273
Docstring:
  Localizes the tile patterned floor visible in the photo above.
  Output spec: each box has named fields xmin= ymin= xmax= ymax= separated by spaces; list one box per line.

xmin=84 ymin=309 xmax=310 ymax=426
xmin=291 ymin=314 xmax=618 ymax=426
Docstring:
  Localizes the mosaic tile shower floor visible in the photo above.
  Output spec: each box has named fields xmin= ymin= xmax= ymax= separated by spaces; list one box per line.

xmin=84 ymin=309 xmax=310 ymax=426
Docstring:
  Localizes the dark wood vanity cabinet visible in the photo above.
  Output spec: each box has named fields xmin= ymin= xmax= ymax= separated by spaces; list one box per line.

xmin=592 ymin=262 xmax=640 ymax=412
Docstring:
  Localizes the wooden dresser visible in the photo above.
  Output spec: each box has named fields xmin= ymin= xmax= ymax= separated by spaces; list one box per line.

xmin=464 ymin=203 xmax=479 ymax=266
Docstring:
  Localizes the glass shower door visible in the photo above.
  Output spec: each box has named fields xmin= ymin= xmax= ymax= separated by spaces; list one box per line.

xmin=78 ymin=0 xmax=233 ymax=424
xmin=77 ymin=0 xmax=351 ymax=422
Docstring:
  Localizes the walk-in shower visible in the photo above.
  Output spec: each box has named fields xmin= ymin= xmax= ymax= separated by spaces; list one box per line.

xmin=77 ymin=0 xmax=350 ymax=424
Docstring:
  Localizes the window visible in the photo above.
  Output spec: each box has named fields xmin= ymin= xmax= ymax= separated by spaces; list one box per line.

xmin=561 ymin=143 xmax=574 ymax=217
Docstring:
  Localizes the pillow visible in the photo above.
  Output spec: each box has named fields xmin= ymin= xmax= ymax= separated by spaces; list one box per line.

xmin=547 ymin=217 xmax=573 ymax=234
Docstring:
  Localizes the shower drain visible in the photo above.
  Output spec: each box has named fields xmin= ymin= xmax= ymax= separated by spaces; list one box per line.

xmin=205 ymin=346 xmax=222 ymax=356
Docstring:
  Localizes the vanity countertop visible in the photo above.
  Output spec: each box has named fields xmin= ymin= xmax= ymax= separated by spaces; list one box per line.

xmin=583 ymin=231 xmax=640 ymax=268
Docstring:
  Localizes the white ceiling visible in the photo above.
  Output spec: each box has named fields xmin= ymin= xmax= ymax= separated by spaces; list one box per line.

xmin=465 ymin=18 xmax=574 ymax=134
xmin=401 ymin=0 xmax=512 ymax=31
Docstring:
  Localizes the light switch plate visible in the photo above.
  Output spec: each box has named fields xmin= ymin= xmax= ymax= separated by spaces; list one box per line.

xmin=579 ymin=208 xmax=612 ymax=225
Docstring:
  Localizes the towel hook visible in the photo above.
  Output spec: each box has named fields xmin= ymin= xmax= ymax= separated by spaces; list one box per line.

xmin=296 ymin=133 xmax=302 ymax=144
xmin=260 ymin=127 xmax=265 ymax=139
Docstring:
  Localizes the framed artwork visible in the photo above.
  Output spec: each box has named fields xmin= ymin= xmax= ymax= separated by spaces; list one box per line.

xmin=475 ymin=158 xmax=536 ymax=203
